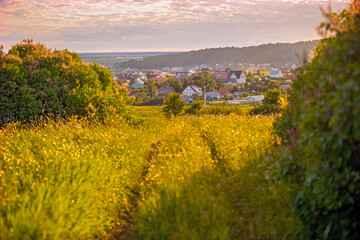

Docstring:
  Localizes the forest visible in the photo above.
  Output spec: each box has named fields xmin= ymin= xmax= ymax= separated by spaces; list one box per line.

xmin=120 ymin=40 xmax=319 ymax=69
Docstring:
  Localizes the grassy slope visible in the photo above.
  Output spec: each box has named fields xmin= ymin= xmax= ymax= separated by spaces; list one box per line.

xmin=0 ymin=108 xmax=300 ymax=239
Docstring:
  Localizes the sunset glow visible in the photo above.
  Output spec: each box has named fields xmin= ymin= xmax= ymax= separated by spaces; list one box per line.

xmin=0 ymin=0 xmax=348 ymax=52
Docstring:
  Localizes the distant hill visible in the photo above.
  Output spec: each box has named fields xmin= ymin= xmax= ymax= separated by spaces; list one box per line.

xmin=120 ymin=40 xmax=319 ymax=69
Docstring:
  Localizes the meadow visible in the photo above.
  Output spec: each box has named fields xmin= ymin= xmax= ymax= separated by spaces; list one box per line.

xmin=0 ymin=107 xmax=299 ymax=239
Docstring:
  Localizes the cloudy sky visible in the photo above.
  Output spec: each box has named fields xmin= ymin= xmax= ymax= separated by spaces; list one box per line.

xmin=0 ymin=0 xmax=348 ymax=52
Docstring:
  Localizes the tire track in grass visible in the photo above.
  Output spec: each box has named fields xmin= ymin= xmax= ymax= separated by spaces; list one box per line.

xmin=113 ymin=141 xmax=161 ymax=240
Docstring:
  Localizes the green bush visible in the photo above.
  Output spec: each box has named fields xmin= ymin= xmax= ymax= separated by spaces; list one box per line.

xmin=249 ymin=89 xmax=281 ymax=115
xmin=162 ymin=92 xmax=186 ymax=118
xmin=274 ymin=2 xmax=360 ymax=239
xmin=202 ymin=105 xmax=251 ymax=115
xmin=185 ymin=97 xmax=204 ymax=115
xmin=0 ymin=40 xmax=132 ymax=126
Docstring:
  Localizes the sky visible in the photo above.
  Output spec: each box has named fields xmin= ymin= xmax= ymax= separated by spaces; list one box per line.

xmin=0 ymin=0 xmax=348 ymax=52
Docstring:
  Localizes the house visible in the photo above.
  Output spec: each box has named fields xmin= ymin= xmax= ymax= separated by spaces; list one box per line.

xmin=147 ymin=73 xmax=158 ymax=79
xmin=211 ymin=68 xmax=231 ymax=80
xmin=269 ymin=69 xmax=283 ymax=78
xmin=247 ymin=64 xmax=257 ymax=72
xmin=279 ymin=83 xmax=291 ymax=93
xmin=150 ymin=76 xmax=166 ymax=84
xmin=117 ymin=79 xmax=130 ymax=87
xmin=291 ymin=64 xmax=298 ymax=70
xmin=224 ymin=79 xmax=238 ymax=86
xmin=237 ymin=88 xmax=248 ymax=93
xmin=129 ymin=92 xmax=138 ymax=98
xmin=246 ymin=95 xmax=265 ymax=102
xmin=131 ymin=83 xmax=144 ymax=88
xmin=206 ymin=92 xmax=221 ymax=100
xmin=157 ymin=88 xmax=175 ymax=95
xmin=228 ymin=70 xmax=246 ymax=85
xmin=182 ymin=85 xmax=202 ymax=96
xmin=218 ymin=88 xmax=231 ymax=96
xmin=175 ymin=72 xmax=191 ymax=82
xmin=181 ymin=96 xmax=194 ymax=105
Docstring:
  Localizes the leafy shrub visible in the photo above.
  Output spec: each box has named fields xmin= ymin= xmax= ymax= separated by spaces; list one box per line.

xmin=274 ymin=2 xmax=360 ymax=239
xmin=249 ymin=89 xmax=281 ymax=115
xmin=202 ymin=105 xmax=251 ymax=115
xmin=186 ymin=101 xmax=252 ymax=116
xmin=0 ymin=40 xmax=132 ymax=126
xmin=162 ymin=92 xmax=186 ymax=118
xmin=185 ymin=97 xmax=204 ymax=115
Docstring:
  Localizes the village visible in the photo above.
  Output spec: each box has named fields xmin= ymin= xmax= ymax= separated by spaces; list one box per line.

xmin=112 ymin=63 xmax=296 ymax=105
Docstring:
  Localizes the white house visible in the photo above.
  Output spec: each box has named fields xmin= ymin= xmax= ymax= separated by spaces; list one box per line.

xmin=247 ymin=95 xmax=265 ymax=102
xmin=181 ymin=96 xmax=194 ymax=105
xmin=269 ymin=69 xmax=283 ymax=78
xmin=206 ymin=92 xmax=221 ymax=100
xmin=182 ymin=85 xmax=202 ymax=96
xmin=228 ymin=70 xmax=246 ymax=85
xmin=291 ymin=64 xmax=298 ymax=71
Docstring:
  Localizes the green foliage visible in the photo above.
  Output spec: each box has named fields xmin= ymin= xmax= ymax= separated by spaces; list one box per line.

xmin=182 ymin=77 xmax=190 ymax=91
xmin=162 ymin=92 xmax=186 ymax=118
xmin=249 ymin=89 xmax=281 ymax=115
xmin=0 ymin=40 xmax=132 ymax=126
xmin=186 ymin=97 xmax=204 ymax=115
xmin=202 ymin=105 xmax=252 ymax=115
xmin=274 ymin=2 xmax=360 ymax=239
xmin=164 ymin=75 xmax=182 ymax=93
xmin=190 ymin=71 xmax=216 ymax=92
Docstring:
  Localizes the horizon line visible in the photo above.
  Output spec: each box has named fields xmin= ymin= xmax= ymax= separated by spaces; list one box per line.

xmin=76 ymin=39 xmax=320 ymax=54
xmin=2 ymin=39 xmax=321 ymax=54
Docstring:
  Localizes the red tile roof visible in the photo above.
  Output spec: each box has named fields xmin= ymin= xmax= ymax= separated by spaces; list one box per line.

xmin=218 ymin=88 xmax=231 ymax=96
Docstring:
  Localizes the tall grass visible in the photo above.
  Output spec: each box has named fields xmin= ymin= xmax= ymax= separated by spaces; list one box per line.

xmin=0 ymin=112 xmax=299 ymax=239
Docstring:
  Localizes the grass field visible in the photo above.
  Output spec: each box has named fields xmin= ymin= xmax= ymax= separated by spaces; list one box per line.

xmin=131 ymin=105 xmax=253 ymax=118
xmin=131 ymin=106 xmax=163 ymax=118
xmin=0 ymin=108 xmax=299 ymax=239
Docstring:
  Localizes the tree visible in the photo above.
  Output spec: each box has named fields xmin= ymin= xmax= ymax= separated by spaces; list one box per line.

xmin=182 ymin=77 xmax=190 ymax=91
xmin=192 ymin=75 xmax=204 ymax=88
xmin=130 ymin=77 xmax=137 ymax=87
xmin=173 ymin=78 xmax=182 ymax=93
xmin=274 ymin=1 xmax=360 ymax=239
xmin=267 ymin=81 xmax=279 ymax=90
xmin=231 ymin=86 xmax=239 ymax=93
xmin=0 ymin=40 xmax=132 ymax=126
xmin=249 ymin=89 xmax=281 ymax=115
xmin=145 ymin=81 xmax=157 ymax=97
xmin=185 ymin=97 xmax=203 ymax=115
xmin=162 ymin=92 xmax=186 ymax=118
xmin=190 ymin=71 xmax=216 ymax=91
xmin=164 ymin=76 xmax=182 ymax=93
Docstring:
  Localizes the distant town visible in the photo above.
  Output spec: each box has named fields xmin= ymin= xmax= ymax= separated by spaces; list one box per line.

xmin=109 ymin=62 xmax=296 ymax=106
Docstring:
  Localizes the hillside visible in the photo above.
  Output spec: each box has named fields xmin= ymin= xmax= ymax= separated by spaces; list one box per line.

xmin=120 ymin=40 xmax=319 ymax=69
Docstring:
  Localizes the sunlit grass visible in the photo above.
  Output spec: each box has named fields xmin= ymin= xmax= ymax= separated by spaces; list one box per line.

xmin=131 ymin=106 xmax=164 ymax=118
xmin=0 ymin=113 xmax=299 ymax=239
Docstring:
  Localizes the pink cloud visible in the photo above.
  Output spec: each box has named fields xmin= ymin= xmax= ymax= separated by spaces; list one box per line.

xmin=0 ymin=0 xmax=349 ymax=52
